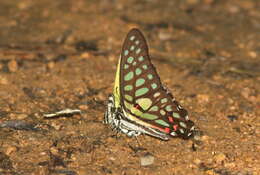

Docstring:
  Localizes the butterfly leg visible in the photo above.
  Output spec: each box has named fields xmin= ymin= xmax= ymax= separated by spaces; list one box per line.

xmin=104 ymin=94 xmax=123 ymax=132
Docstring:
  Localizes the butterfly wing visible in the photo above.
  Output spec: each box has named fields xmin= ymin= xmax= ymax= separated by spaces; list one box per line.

xmin=119 ymin=29 xmax=194 ymax=139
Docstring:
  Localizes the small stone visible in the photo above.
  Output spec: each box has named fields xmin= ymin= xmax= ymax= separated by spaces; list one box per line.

xmin=158 ymin=31 xmax=171 ymax=41
xmin=79 ymin=105 xmax=89 ymax=110
xmin=80 ymin=52 xmax=91 ymax=59
xmin=140 ymin=153 xmax=154 ymax=166
xmin=224 ymin=162 xmax=236 ymax=168
xmin=108 ymin=55 xmax=116 ymax=62
xmin=214 ymin=153 xmax=226 ymax=164
xmin=50 ymin=147 xmax=59 ymax=155
xmin=228 ymin=5 xmax=240 ymax=14
xmin=32 ymin=166 xmax=49 ymax=175
xmin=17 ymin=114 xmax=28 ymax=120
xmin=50 ymin=122 xmax=62 ymax=130
xmin=0 ymin=75 xmax=9 ymax=85
xmin=40 ymin=151 xmax=47 ymax=156
xmin=47 ymin=62 xmax=55 ymax=69
xmin=197 ymin=94 xmax=209 ymax=103
xmin=227 ymin=115 xmax=238 ymax=122
xmin=97 ymin=92 xmax=106 ymax=101
xmin=18 ymin=1 xmax=31 ymax=10
xmin=205 ymin=170 xmax=216 ymax=175
xmin=241 ymin=87 xmax=251 ymax=99
xmin=5 ymin=146 xmax=17 ymax=155
xmin=186 ymin=0 xmax=199 ymax=5
xmin=248 ymin=51 xmax=257 ymax=58
xmin=8 ymin=60 xmax=18 ymax=72
xmin=194 ymin=158 xmax=201 ymax=165
xmin=200 ymin=135 xmax=209 ymax=142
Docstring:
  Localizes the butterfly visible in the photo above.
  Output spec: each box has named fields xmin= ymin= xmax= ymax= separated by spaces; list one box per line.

xmin=104 ymin=28 xmax=195 ymax=140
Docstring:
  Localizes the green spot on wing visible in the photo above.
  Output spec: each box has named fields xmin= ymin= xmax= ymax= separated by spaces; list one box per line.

xmin=124 ymin=72 xmax=134 ymax=81
xmin=161 ymin=98 xmax=167 ymax=103
xmin=138 ymin=56 xmax=144 ymax=62
xmin=172 ymin=112 xmax=180 ymax=118
xmin=130 ymin=36 xmax=135 ymax=41
xmin=124 ymin=101 xmax=132 ymax=110
xmin=166 ymin=105 xmax=172 ymax=112
xmin=135 ymin=78 xmax=145 ymax=87
xmin=124 ymin=64 xmax=129 ymax=69
xmin=154 ymin=92 xmax=160 ymax=98
xmin=135 ymin=88 xmax=149 ymax=97
xmin=151 ymin=83 xmax=157 ymax=89
xmin=136 ymin=48 xmax=141 ymax=54
xmin=124 ymin=85 xmax=133 ymax=91
xmin=124 ymin=50 xmax=129 ymax=56
xmin=150 ymin=106 xmax=159 ymax=111
xmin=155 ymin=119 xmax=170 ymax=127
xmin=180 ymin=122 xmax=187 ymax=128
xmin=130 ymin=45 xmax=135 ymax=51
xmin=135 ymin=68 xmax=142 ymax=75
xmin=160 ymin=109 xmax=166 ymax=115
xmin=147 ymin=74 xmax=153 ymax=79
xmin=136 ymin=98 xmax=152 ymax=110
xmin=142 ymin=65 xmax=148 ymax=70
xmin=141 ymin=113 xmax=158 ymax=120
xmin=127 ymin=57 xmax=134 ymax=64
xmin=125 ymin=95 xmax=133 ymax=101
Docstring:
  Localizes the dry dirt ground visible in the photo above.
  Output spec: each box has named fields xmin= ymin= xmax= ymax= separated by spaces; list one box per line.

xmin=0 ymin=0 xmax=259 ymax=175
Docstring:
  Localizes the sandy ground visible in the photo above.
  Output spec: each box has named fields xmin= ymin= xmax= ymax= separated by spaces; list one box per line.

xmin=0 ymin=0 xmax=259 ymax=175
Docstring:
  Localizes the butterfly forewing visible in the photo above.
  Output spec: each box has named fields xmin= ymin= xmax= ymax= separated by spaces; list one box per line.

xmin=119 ymin=29 xmax=194 ymax=138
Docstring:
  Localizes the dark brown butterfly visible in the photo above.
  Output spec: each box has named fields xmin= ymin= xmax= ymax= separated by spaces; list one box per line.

xmin=104 ymin=28 xmax=195 ymax=140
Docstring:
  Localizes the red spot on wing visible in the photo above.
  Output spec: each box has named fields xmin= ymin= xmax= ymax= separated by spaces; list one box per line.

xmin=164 ymin=128 xmax=170 ymax=133
xmin=168 ymin=116 xmax=174 ymax=123
xmin=173 ymin=125 xmax=178 ymax=131
xmin=134 ymin=104 xmax=141 ymax=110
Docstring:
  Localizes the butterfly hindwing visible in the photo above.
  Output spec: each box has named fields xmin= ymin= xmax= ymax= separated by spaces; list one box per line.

xmin=119 ymin=29 xmax=194 ymax=138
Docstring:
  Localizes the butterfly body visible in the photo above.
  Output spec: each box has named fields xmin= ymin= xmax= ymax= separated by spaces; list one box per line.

xmin=104 ymin=29 xmax=195 ymax=140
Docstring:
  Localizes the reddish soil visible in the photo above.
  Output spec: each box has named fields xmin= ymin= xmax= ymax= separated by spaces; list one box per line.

xmin=0 ymin=0 xmax=259 ymax=175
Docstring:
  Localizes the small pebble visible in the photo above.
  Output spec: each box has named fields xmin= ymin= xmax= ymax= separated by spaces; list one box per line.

xmin=79 ymin=105 xmax=89 ymax=110
xmin=0 ymin=75 xmax=9 ymax=85
xmin=80 ymin=52 xmax=91 ymax=59
xmin=97 ymin=92 xmax=106 ymax=101
xmin=224 ymin=162 xmax=236 ymax=168
xmin=140 ymin=153 xmax=154 ymax=166
xmin=197 ymin=94 xmax=209 ymax=103
xmin=7 ymin=60 xmax=18 ymax=72
xmin=194 ymin=158 xmax=201 ymax=165
xmin=0 ymin=120 xmax=36 ymax=131
xmin=50 ymin=122 xmax=62 ymax=130
xmin=47 ymin=61 xmax=55 ymax=69
xmin=158 ymin=31 xmax=171 ymax=41
xmin=50 ymin=147 xmax=59 ymax=155
xmin=248 ymin=51 xmax=257 ymax=58
xmin=5 ymin=146 xmax=17 ymax=155
xmin=214 ymin=153 xmax=226 ymax=164
xmin=227 ymin=115 xmax=238 ymax=122
xmin=32 ymin=166 xmax=49 ymax=175
xmin=205 ymin=170 xmax=215 ymax=175
xmin=200 ymin=135 xmax=209 ymax=142
xmin=17 ymin=114 xmax=28 ymax=120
